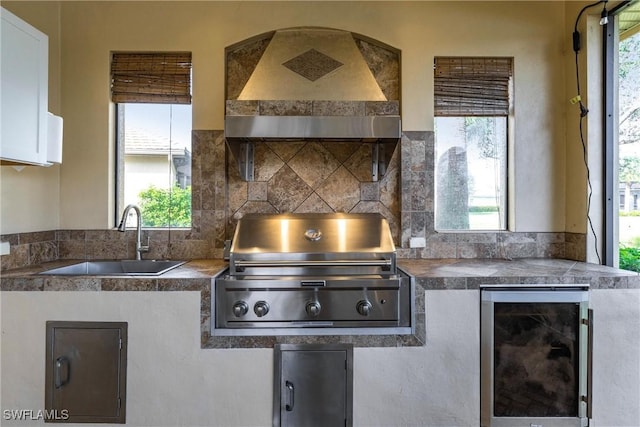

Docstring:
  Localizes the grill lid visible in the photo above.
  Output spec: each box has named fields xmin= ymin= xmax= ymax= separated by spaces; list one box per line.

xmin=228 ymin=213 xmax=396 ymax=274
xmin=231 ymin=212 xmax=394 ymax=254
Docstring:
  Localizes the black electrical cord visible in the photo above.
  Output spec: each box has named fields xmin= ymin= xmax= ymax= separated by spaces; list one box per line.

xmin=573 ymin=1 xmax=607 ymax=48
xmin=579 ymin=112 xmax=602 ymax=265
xmin=573 ymin=0 xmax=605 ymax=265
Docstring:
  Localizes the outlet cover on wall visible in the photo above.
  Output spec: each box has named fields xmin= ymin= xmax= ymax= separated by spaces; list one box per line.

xmin=409 ymin=237 xmax=426 ymax=248
xmin=0 ymin=241 xmax=10 ymax=255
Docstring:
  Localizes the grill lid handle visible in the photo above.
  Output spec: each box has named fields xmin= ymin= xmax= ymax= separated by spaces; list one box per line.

xmin=233 ymin=259 xmax=392 ymax=268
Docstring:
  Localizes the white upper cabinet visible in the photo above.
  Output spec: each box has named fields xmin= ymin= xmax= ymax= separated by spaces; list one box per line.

xmin=1 ymin=7 xmax=49 ymax=166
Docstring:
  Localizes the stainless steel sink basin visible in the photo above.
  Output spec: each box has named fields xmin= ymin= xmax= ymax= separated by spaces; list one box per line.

xmin=39 ymin=260 xmax=186 ymax=276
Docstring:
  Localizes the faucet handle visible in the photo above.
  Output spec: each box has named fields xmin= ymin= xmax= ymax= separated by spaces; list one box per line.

xmin=138 ymin=236 xmax=150 ymax=253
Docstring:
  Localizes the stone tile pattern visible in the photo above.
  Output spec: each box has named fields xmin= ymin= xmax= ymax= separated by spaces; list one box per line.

xmin=2 ymin=259 xmax=636 ymax=350
xmin=227 ymin=99 xmax=400 ymax=117
xmin=354 ymin=38 xmax=400 ymax=101
xmin=227 ymin=140 xmax=401 ymax=241
xmin=225 ymin=100 xmax=401 ymax=241
xmin=0 ymin=231 xmax=57 ymax=271
xmin=0 ymin=130 xmax=227 ymax=272
xmin=282 ymin=48 xmax=344 ymax=82
xmin=225 ymin=31 xmax=400 ymax=101
xmin=226 ymin=34 xmax=273 ymax=101
xmin=398 ymin=258 xmax=640 ymax=290
xmin=397 ymin=131 xmax=588 ymax=261
xmin=0 ymin=128 xmax=588 ymax=272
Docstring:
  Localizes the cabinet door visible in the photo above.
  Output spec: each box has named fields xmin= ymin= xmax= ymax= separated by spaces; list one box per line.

xmin=45 ymin=321 xmax=127 ymax=424
xmin=1 ymin=7 xmax=48 ymax=165
xmin=274 ymin=344 xmax=353 ymax=427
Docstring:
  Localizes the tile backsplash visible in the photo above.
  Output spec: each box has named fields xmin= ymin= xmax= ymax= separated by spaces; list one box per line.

xmin=0 ymin=129 xmax=587 ymax=272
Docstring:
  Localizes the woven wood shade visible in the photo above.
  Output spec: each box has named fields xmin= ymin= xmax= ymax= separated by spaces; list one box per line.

xmin=434 ymin=57 xmax=512 ymax=116
xmin=111 ymin=52 xmax=192 ymax=104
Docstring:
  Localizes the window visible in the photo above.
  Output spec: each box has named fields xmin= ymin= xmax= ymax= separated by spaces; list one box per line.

xmin=111 ymin=52 xmax=192 ymax=228
xmin=433 ymin=57 xmax=512 ymax=231
xmin=602 ymin=3 xmax=640 ymax=271
xmin=616 ymin=24 xmax=640 ymax=271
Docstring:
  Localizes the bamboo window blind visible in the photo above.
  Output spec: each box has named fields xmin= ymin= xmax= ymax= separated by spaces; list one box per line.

xmin=434 ymin=57 xmax=513 ymax=116
xmin=111 ymin=52 xmax=192 ymax=104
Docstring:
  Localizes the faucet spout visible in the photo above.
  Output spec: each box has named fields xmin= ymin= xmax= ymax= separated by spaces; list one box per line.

xmin=117 ymin=204 xmax=149 ymax=260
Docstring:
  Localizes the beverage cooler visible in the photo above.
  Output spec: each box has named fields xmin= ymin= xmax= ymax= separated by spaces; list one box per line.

xmin=480 ymin=285 xmax=592 ymax=427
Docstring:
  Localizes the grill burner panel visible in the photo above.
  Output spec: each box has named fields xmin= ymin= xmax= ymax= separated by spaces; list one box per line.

xmin=218 ymin=277 xmax=401 ymax=324
xmin=212 ymin=213 xmax=414 ymax=336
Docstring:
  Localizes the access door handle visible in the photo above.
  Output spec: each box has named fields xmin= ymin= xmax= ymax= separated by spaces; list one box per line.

xmin=285 ymin=380 xmax=294 ymax=411
xmin=54 ymin=356 xmax=70 ymax=389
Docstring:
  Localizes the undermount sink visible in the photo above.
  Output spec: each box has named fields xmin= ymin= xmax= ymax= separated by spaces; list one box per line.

xmin=39 ymin=260 xmax=186 ymax=276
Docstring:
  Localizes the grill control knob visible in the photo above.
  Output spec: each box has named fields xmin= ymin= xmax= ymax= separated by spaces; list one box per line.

xmin=232 ymin=301 xmax=249 ymax=317
xmin=305 ymin=301 xmax=321 ymax=317
xmin=254 ymin=301 xmax=270 ymax=317
xmin=356 ymin=300 xmax=373 ymax=316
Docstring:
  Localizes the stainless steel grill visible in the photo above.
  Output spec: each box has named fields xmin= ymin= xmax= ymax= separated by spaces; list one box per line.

xmin=212 ymin=213 xmax=414 ymax=336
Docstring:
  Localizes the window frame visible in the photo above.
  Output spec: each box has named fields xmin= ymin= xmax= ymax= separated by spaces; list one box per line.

xmin=110 ymin=51 xmax=193 ymax=229
xmin=434 ymin=116 xmax=509 ymax=232
xmin=433 ymin=56 xmax=513 ymax=232
xmin=114 ymin=102 xmax=193 ymax=229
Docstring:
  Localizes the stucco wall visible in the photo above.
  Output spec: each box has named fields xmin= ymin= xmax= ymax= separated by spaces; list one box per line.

xmin=2 ymin=289 xmax=638 ymax=426
xmin=1 ymin=1 xmax=575 ymax=234
xmin=0 ymin=2 xmax=61 ymax=234
xmin=591 ymin=289 xmax=640 ymax=427
xmin=0 ymin=290 xmax=479 ymax=426
xmin=0 ymin=292 xmax=274 ymax=426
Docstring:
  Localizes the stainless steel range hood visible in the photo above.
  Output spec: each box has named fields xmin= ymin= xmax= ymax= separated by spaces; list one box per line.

xmin=225 ymin=114 xmax=401 ymax=181
xmin=225 ymin=116 xmax=402 ymax=181
xmin=225 ymin=115 xmax=401 ymax=142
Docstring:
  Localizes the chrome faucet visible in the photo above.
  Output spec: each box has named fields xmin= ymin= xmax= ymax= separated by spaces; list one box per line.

xmin=117 ymin=204 xmax=149 ymax=260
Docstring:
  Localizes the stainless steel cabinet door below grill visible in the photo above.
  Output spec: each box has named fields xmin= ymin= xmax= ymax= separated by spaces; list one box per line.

xmin=274 ymin=344 xmax=353 ymax=427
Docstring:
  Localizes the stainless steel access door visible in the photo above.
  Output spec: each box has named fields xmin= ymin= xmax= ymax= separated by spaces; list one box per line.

xmin=273 ymin=344 xmax=353 ymax=427
xmin=45 ymin=321 xmax=128 ymax=424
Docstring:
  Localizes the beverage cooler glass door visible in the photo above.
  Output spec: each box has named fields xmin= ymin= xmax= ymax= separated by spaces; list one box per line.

xmin=480 ymin=287 xmax=591 ymax=427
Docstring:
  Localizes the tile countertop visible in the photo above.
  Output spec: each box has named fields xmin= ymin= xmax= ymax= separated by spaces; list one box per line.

xmin=399 ymin=258 xmax=640 ymax=289
xmin=1 ymin=258 xmax=637 ymax=349
xmin=0 ymin=258 xmax=638 ymax=291
xmin=0 ymin=259 xmax=228 ymax=291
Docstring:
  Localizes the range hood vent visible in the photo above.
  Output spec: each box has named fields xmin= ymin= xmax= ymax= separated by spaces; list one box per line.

xmin=225 ymin=115 xmax=401 ymax=143
xmin=225 ymin=115 xmax=401 ymax=182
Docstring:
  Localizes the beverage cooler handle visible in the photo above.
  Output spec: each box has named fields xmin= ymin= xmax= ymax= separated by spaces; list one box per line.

xmin=581 ymin=309 xmax=593 ymax=419
xmin=587 ymin=308 xmax=593 ymax=419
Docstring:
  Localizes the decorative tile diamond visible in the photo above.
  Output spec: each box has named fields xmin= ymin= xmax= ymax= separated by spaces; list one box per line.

xmin=315 ymin=167 xmax=360 ymax=212
xmin=267 ymin=166 xmax=313 ymax=212
xmin=288 ymin=142 xmax=341 ymax=189
xmin=282 ymin=49 xmax=343 ymax=82
xmin=253 ymin=144 xmax=284 ymax=182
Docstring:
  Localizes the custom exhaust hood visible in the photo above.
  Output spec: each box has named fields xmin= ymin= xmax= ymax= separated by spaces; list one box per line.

xmin=225 ymin=28 xmax=401 ymax=181
xmin=224 ymin=115 xmax=401 ymax=143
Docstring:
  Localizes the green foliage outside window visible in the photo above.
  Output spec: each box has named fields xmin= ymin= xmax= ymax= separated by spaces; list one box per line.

xmin=138 ymin=185 xmax=191 ymax=228
xmin=619 ymin=156 xmax=640 ymax=184
xmin=619 ymin=246 xmax=640 ymax=273
xmin=618 ymin=34 xmax=640 ymax=267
